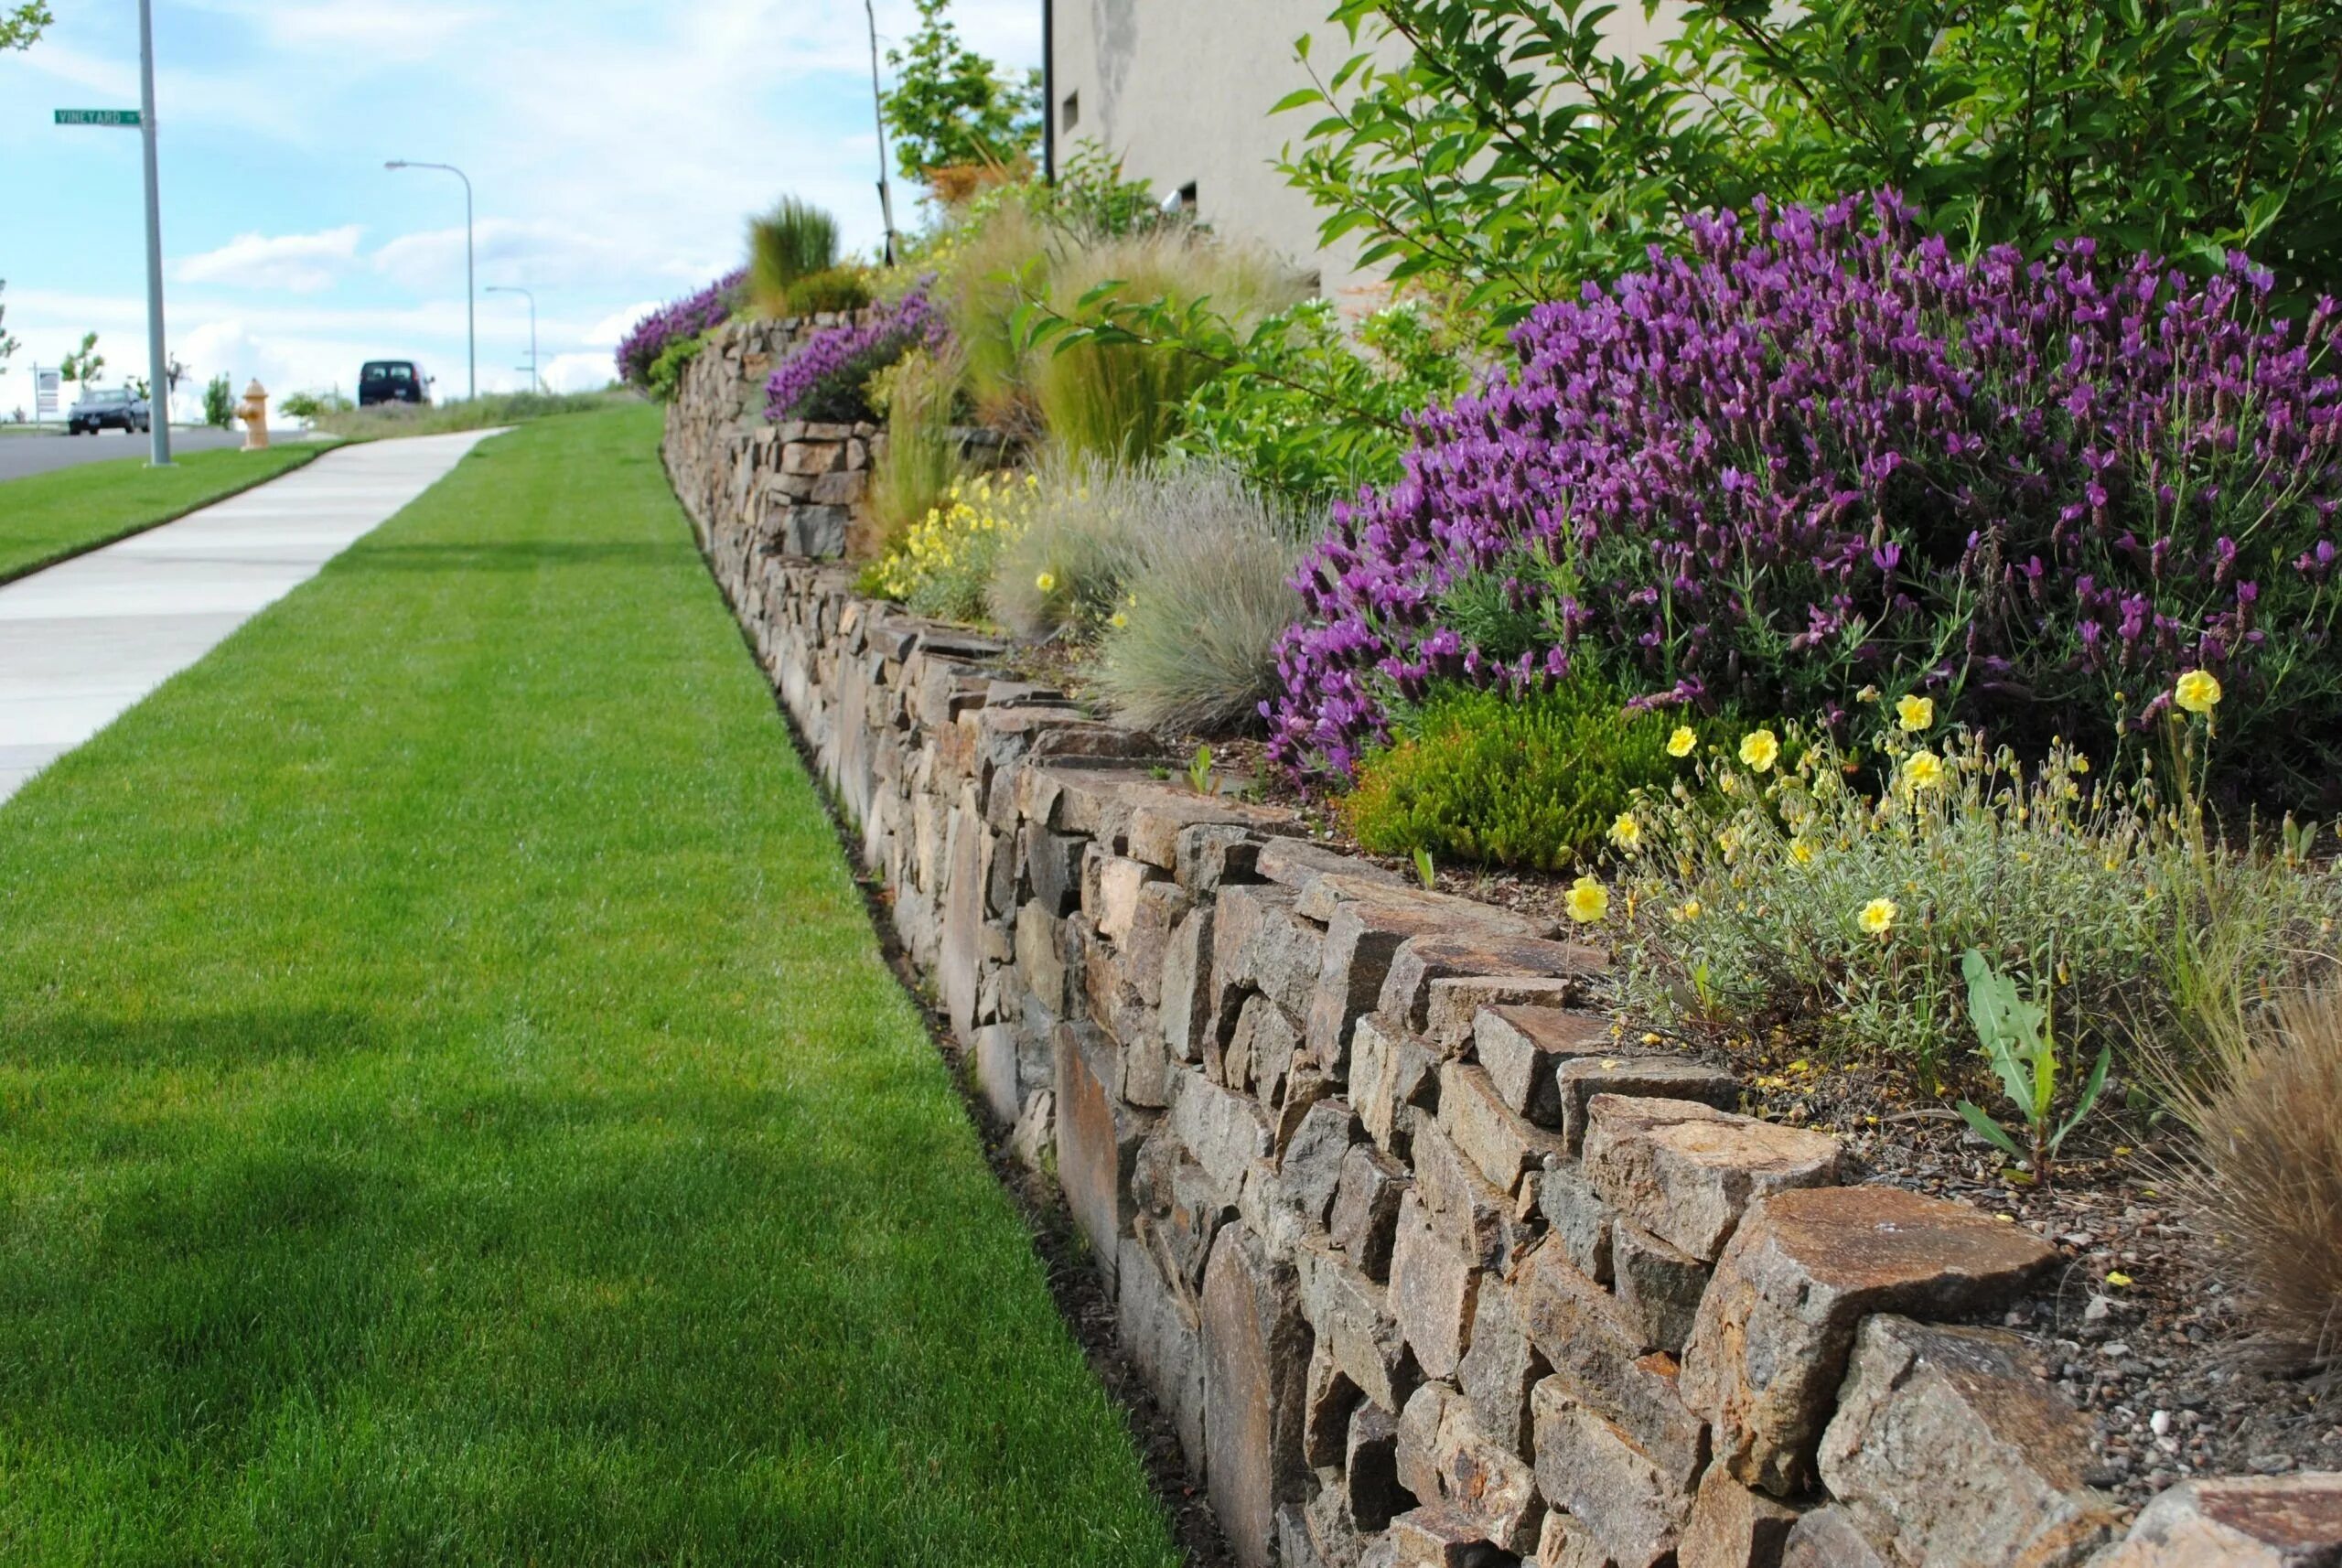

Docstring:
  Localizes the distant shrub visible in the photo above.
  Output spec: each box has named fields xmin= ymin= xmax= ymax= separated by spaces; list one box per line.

xmin=1273 ymin=194 xmax=2342 ymax=806
xmin=617 ymin=271 xmax=744 ymax=387
xmin=1338 ymin=680 xmax=1681 ymax=873
xmin=765 ymin=284 xmax=948 ymax=425
xmin=202 ymin=373 xmax=233 ymax=428
xmin=786 ymin=266 xmax=876 ymax=317
xmin=748 ymin=198 xmax=841 ymax=317
xmin=644 ymin=331 xmax=710 ymax=402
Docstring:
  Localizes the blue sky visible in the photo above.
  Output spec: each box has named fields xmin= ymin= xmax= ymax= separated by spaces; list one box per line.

xmin=0 ymin=1 xmax=1040 ymax=419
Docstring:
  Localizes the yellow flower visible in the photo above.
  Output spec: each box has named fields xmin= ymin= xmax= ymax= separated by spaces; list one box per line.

xmin=2104 ymin=1270 xmax=2134 ymax=1288
xmin=1857 ymin=897 xmax=1897 ymax=936
xmin=1110 ymin=611 xmax=1128 ymax=629
xmin=1608 ymin=811 xmax=1641 ymax=852
xmin=1856 ymin=685 xmax=1880 ymax=703
xmin=2174 ymin=669 xmax=2222 ymax=714
xmin=1896 ymin=693 xmax=1935 ymax=732
xmin=1903 ymin=751 xmax=1946 ymax=790
xmin=1789 ymin=839 xmax=1815 ymax=865
xmin=1564 ymin=875 xmax=1610 ymax=924
xmin=2070 ymin=754 xmax=2089 ymax=775
xmin=1668 ymin=725 xmax=1697 ymax=757
xmin=1670 ymin=898 xmax=1702 ymax=923
xmin=1036 ymin=571 xmax=1058 ymax=594
xmin=1739 ymin=729 xmax=1780 ymax=772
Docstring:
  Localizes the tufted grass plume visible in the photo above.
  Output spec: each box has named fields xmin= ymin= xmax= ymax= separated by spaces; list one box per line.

xmin=747 ymin=197 xmax=841 ymax=317
xmin=868 ymin=346 xmax=972 ymax=552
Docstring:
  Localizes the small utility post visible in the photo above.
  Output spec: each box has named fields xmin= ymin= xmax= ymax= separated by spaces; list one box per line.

xmin=136 ymin=0 xmax=172 ymax=465
xmin=384 ymin=159 xmax=475 ymax=401
xmin=864 ymin=0 xmax=899 ymax=266
xmin=485 ymin=285 xmax=537 ymax=392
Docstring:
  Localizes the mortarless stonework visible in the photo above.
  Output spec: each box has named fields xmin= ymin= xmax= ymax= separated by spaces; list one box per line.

xmin=666 ymin=376 xmax=2342 ymax=1568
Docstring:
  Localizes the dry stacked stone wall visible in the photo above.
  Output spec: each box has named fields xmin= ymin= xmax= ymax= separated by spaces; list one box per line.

xmin=668 ymin=380 xmax=2342 ymax=1568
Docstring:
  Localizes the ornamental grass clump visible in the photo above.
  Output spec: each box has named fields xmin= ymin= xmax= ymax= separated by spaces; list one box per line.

xmin=1271 ymin=192 xmax=2342 ymax=808
xmin=747 ymin=197 xmax=841 ymax=317
xmin=616 ymin=270 xmax=746 ymax=389
xmin=1606 ymin=688 xmax=2342 ymax=1094
xmin=765 ymin=283 xmax=949 ymax=425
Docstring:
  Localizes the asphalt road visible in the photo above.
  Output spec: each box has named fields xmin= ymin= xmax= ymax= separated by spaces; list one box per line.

xmin=0 ymin=426 xmax=254 ymax=482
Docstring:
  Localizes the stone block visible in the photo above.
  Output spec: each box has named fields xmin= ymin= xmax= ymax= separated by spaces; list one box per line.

xmin=1123 ymin=787 xmax=1299 ymax=869
xmin=1230 ymin=993 xmax=1305 ymax=1104
xmin=1530 ymin=1380 xmax=1691 ymax=1568
xmin=1347 ymin=1400 xmax=1411 ymax=1533
xmin=1212 ymin=883 xmax=1303 ymax=1018
xmin=1820 ymin=1316 xmax=2119 ymax=1567
xmin=1380 ymin=932 xmax=1606 ymax=1033
xmin=1169 ymin=1066 xmax=1274 ymax=1208
xmin=1411 ymin=1115 xmax=1530 ymax=1273
xmin=1330 ymin=1142 xmax=1410 ymax=1281
xmin=1353 ymin=1015 xmax=1437 ymax=1160
xmin=1259 ymin=837 xmax=1407 ymax=892
xmin=2097 ymin=1474 xmax=2342 ymax=1568
xmin=1428 ymin=1397 xmax=1545 ymax=1553
xmin=1680 ymin=1466 xmax=1799 ymax=1568
xmin=1093 ymin=853 xmax=1159 ymax=942
xmin=1537 ymin=1511 xmax=1613 ymax=1568
xmin=938 ymin=799 xmax=989 ymax=1043
xmin=1024 ymin=825 xmax=1085 ymax=916
xmin=1612 ymin=1220 xmax=1709 ymax=1356
xmin=1681 ymin=1185 xmax=2059 ymax=1497
xmin=1054 ymin=1022 xmax=1153 ymax=1282
xmin=1202 ymin=1227 xmax=1312 ymax=1568
xmin=1117 ymin=1235 xmax=1207 ymax=1474
xmin=1160 ymin=905 xmax=1216 ymax=1063
xmin=1176 ymin=822 xmax=1262 ymax=892
xmin=810 ymin=467 xmax=866 ymax=507
xmin=1124 ymin=880 xmax=1193 ymax=1006
xmin=1391 ymin=1191 xmax=1478 ymax=1381
xmin=1294 ymin=870 xmax=1551 ymax=933
xmin=1538 ymin=1164 xmax=1616 ymax=1285
xmin=972 ymin=1021 xmax=1021 ymax=1124
xmin=1552 ymin=1056 xmax=1741 ymax=1155
xmin=1425 ymin=976 xmax=1586 ymax=1052
xmin=1456 ymin=1275 xmax=1547 ymax=1456
xmin=1398 ymin=1380 xmax=1455 ymax=1504
xmin=1440 ymin=1061 xmax=1569 ymax=1194
xmin=1518 ymin=1246 xmax=1706 ymax=1491
xmin=1473 ymin=1005 xmax=1614 ymax=1127
xmin=1307 ymin=901 xmax=1468 ymax=1075
xmin=1778 ymin=1508 xmax=1892 ymax=1568
xmin=1389 ymin=1505 xmax=1510 ymax=1568
xmin=1281 ymin=1097 xmax=1360 ymax=1229
xmin=1583 ymin=1095 xmax=1841 ymax=1262
xmin=780 ymin=437 xmax=843 ymax=476
xmin=1015 ymin=899 xmax=1071 ymax=1013
xmin=1296 ymin=1233 xmax=1416 ymax=1413
xmin=1305 ymin=1342 xmax=1363 ymax=1468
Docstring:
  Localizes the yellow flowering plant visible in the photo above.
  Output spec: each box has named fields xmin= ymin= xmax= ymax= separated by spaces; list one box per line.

xmin=1614 ymin=718 xmax=2342 ymax=1094
xmin=870 ymin=470 xmax=1043 ymax=624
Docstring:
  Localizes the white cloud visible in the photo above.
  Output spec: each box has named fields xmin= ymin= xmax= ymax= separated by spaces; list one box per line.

xmin=543 ymin=351 xmax=619 ymax=394
xmin=254 ymin=1 xmax=487 ymax=61
xmin=586 ymin=302 xmax=663 ymax=348
xmin=177 ymin=226 xmax=366 ymax=294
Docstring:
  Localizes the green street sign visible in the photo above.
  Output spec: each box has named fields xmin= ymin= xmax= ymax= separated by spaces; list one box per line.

xmin=54 ymin=108 xmax=142 ymax=126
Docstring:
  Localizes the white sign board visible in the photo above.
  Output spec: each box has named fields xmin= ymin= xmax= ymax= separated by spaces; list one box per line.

xmin=34 ymin=369 xmax=59 ymax=419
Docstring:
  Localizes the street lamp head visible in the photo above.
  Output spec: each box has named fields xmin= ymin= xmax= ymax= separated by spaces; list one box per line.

xmin=384 ymin=159 xmax=407 ymax=169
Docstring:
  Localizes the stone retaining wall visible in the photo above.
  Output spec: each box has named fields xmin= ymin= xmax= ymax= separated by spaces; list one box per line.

xmin=671 ymin=402 xmax=2340 ymax=1568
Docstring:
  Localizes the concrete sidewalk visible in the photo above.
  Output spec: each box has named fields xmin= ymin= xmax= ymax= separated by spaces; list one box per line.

xmin=0 ymin=431 xmax=495 ymax=802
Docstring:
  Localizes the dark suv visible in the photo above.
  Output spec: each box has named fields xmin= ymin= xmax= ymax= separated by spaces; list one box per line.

xmin=358 ymin=360 xmax=430 ymax=407
xmin=66 ymin=386 xmax=153 ymax=435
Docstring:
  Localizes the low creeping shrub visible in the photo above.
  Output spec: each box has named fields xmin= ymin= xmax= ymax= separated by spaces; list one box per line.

xmin=1338 ymin=680 xmax=1685 ymax=873
xmin=1608 ymin=696 xmax=2342 ymax=1094
xmin=1271 ymin=193 xmax=2342 ymax=808
xmin=644 ymin=330 xmax=710 ymax=402
xmin=870 ymin=470 xmax=1040 ymax=624
xmin=617 ymin=270 xmax=744 ymax=388
xmin=785 ymin=266 xmax=876 ymax=317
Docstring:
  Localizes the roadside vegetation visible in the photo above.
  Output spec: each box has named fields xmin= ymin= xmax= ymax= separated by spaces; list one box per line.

xmin=305 ymin=387 xmax=636 ymax=441
xmin=0 ymin=443 xmax=327 ymax=585
xmin=0 ymin=405 xmax=1184 ymax=1564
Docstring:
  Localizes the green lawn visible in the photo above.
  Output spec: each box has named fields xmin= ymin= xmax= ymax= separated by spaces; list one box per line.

xmin=0 ymin=406 xmax=1180 ymax=1566
xmin=0 ymin=443 xmax=326 ymax=585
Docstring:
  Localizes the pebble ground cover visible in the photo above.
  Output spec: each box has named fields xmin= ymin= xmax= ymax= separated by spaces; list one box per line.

xmin=0 ymin=405 xmax=1182 ymax=1566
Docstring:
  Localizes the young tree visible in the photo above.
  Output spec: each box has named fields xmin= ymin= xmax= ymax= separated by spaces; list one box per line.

xmin=58 ymin=332 xmax=103 ymax=385
xmin=0 ymin=3 xmax=50 ymax=50
xmin=882 ymin=0 xmax=1041 ymax=183
xmin=0 ymin=280 xmax=17 ymax=367
xmin=202 ymin=373 xmax=234 ymax=429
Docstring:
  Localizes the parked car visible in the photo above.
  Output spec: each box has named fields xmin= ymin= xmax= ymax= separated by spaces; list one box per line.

xmin=66 ymin=386 xmax=152 ymax=435
xmin=358 ymin=360 xmax=431 ymax=407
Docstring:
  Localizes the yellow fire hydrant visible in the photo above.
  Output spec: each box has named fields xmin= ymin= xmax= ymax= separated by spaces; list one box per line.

xmin=236 ymin=380 xmax=271 ymax=451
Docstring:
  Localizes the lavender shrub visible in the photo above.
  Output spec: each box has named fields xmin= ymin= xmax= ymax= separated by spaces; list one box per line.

xmin=616 ymin=270 xmax=746 ymax=388
xmin=764 ymin=284 xmax=948 ymax=425
xmin=1272 ymin=193 xmax=2342 ymax=800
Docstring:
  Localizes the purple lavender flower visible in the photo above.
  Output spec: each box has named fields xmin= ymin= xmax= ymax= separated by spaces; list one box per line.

xmin=616 ymin=270 xmax=746 ymax=387
xmin=764 ymin=282 xmax=949 ymax=424
xmin=1272 ymin=193 xmax=2342 ymax=800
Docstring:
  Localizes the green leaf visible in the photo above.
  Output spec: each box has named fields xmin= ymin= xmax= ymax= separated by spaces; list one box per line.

xmin=1956 ymin=1101 xmax=2023 ymax=1157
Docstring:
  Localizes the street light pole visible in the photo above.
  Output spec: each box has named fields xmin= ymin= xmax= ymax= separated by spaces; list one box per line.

xmin=136 ymin=0 xmax=172 ymax=466
xmin=485 ymin=285 xmax=537 ymax=393
xmin=383 ymin=159 xmax=474 ymax=402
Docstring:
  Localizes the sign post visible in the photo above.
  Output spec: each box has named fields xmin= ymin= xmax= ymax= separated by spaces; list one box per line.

xmin=34 ymin=367 xmax=59 ymax=425
xmin=52 ymin=0 xmax=173 ymax=466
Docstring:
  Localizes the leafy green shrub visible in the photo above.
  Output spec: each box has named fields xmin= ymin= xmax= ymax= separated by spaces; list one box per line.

xmin=786 ymin=266 xmax=875 ymax=317
xmin=1285 ymin=0 xmax=2342 ymax=327
xmin=202 ymin=373 xmax=233 ymax=428
xmin=1339 ymin=681 xmax=1682 ymax=873
xmin=748 ymin=198 xmax=840 ymax=317
xmin=881 ymin=0 xmax=1041 ymax=183
xmin=644 ymin=330 xmax=710 ymax=402
xmin=1608 ymin=706 xmax=2342 ymax=1093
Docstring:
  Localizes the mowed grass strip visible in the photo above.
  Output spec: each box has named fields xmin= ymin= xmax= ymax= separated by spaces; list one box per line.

xmin=0 ymin=406 xmax=1181 ymax=1567
xmin=0 ymin=443 xmax=328 ymax=584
